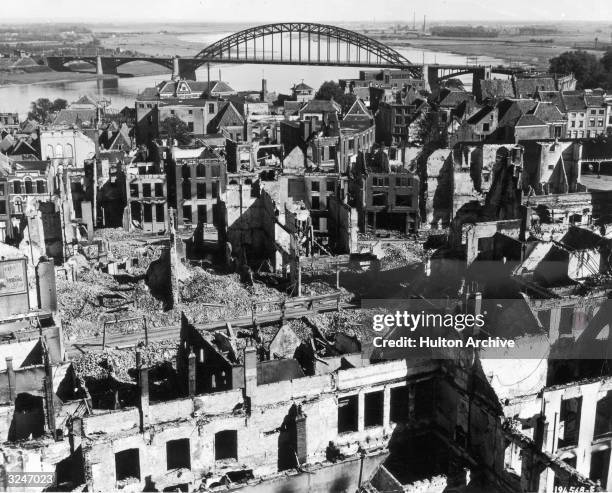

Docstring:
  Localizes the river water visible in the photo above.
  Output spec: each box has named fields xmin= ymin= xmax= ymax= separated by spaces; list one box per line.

xmin=0 ymin=31 xmax=506 ymax=117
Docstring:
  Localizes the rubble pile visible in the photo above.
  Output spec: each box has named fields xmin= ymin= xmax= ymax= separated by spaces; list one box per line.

xmin=305 ymin=308 xmax=379 ymax=341
xmin=180 ymin=267 xmax=281 ymax=323
xmin=380 ymin=241 xmax=425 ymax=270
xmin=72 ymin=341 xmax=178 ymax=381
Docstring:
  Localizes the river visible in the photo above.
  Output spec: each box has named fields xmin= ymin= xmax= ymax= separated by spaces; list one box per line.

xmin=0 ymin=32 xmax=506 ymax=117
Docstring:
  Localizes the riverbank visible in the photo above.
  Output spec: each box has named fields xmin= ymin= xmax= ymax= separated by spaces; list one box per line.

xmin=0 ymin=61 xmax=172 ymax=87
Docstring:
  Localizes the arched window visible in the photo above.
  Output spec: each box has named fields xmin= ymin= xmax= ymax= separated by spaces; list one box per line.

xmin=14 ymin=198 xmax=23 ymax=214
xmin=196 ymin=163 xmax=206 ymax=177
xmin=36 ymin=180 xmax=46 ymax=194
xmin=24 ymin=178 xmax=33 ymax=194
xmin=13 ymin=180 xmax=22 ymax=194
xmin=46 ymin=145 xmax=54 ymax=160
xmin=65 ymin=143 xmax=73 ymax=158
xmin=182 ymin=166 xmax=191 ymax=179
xmin=55 ymin=144 xmax=64 ymax=158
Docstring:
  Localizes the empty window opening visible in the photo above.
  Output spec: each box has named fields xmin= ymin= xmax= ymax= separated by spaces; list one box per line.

xmin=197 ymin=183 xmax=207 ymax=199
xmin=390 ymin=386 xmax=410 ymax=424
xmin=595 ymin=391 xmax=612 ymax=438
xmin=155 ymin=183 xmax=164 ymax=197
xmin=590 ymin=449 xmax=610 ymax=490
xmin=364 ymin=391 xmax=384 ymax=427
xmin=166 ymin=438 xmax=190 ymax=470
xmin=395 ymin=194 xmax=412 ymax=207
xmin=338 ymin=395 xmax=359 ymax=433
xmin=142 ymin=183 xmax=151 ymax=198
xmin=558 ymin=396 xmax=582 ymax=448
xmin=11 ymin=393 xmax=44 ymax=441
xmin=372 ymin=193 xmax=387 ymax=207
xmin=215 ymin=430 xmax=238 ymax=461
xmin=115 ymin=448 xmax=141 ymax=481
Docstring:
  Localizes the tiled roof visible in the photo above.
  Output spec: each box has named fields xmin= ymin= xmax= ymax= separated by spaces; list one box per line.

xmin=437 ymin=88 xmax=473 ymax=108
xmin=530 ymin=102 xmax=564 ymax=123
xmin=292 ymin=82 xmax=313 ymax=91
xmin=515 ymin=114 xmax=547 ymax=127
xmin=53 ymin=109 xmax=97 ymax=126
xmin=467 ymin=105 xmax=495 ymax=124
xmin=514 ymin=77 xmax=556 ymax=97
xmin=479 ymin=79 xmax=515 ymax=100
xmin=207 ymin=102 xmax=244 ymax=131
xmin=299 ymin=99 xmax=341 ymax=114
xmin=561 ymin=92 xmax=587 ymax=112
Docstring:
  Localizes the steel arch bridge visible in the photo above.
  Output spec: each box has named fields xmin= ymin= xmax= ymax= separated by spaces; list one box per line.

xmin=194 ymin=22 xmax=419 ymax=74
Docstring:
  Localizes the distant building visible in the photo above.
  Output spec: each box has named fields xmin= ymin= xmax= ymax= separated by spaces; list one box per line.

xmin=135 ymin=79 xmax=236 ymax=145
xmin=291 ymin=81 xmax=314 ymax=102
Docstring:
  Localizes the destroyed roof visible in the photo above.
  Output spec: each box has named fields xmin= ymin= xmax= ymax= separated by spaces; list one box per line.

xmin=514 ymin=242 xmax=555 ymax=275
xmin=560 ymin=227 xmax=603 ymax=250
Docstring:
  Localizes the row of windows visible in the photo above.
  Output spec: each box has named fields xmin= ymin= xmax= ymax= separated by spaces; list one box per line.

xmin=45 ymin=143 xmax=73 ymax=159
xmin=114 ymin=432 xmax=238 ymax=482
xmin=10 ymin=180 xmax=47 ymax=194
xmin=310 ymin=181 xmax=335 ymax=193
xmin=131 ymin=202 xmax=165 ymax=223
xmin=182 ymin=181 xmax=218 ymax=200
xmin=129 ymin=182 xmax=164 ymax=198
xmin=181 ymin=164 xmax=222 ymax=179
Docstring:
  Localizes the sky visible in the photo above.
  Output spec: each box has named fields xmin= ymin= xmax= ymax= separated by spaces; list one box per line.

xmin=3 ymin=0 xmax=612 ymax=23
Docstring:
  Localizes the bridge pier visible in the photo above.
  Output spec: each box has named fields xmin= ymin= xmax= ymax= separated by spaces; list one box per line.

xmin=423 ymin=64 xmax=440 ymax=93
xmin=96 ymin=55 xmax=118 ymax=76
xmin=176 ymin=59 xmax=199 ymax=81
xmin=172 ymin=57 xmax=180 ymax=80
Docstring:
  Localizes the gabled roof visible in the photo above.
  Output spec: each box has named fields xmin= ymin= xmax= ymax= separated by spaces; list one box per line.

xmin=208 ymin=101 xmax=244 ymax=131
xmin=71 ymin=94 xmax=98 ymax=107
xmin=467 ymin=105 xmax=495 ymax=124
xmin=343 ymin=98 xmax=372 ymax=119
xmin=299 ymin=99 xmax=341 ymax=114
xmin=437 ymin=88 xmax=474 ymax=108
xmin=292 ymin=82 xmax=313 ymax=92
xmin=515 ymin=114 xmax=547 ymax=127
xmin=497 ymin=98 xmax=537 ymax=126
xmin=530 ymin=102 xmax=564 ymax=123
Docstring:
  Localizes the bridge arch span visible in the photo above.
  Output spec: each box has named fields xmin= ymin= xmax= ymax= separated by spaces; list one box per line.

xmin=195 ymin=22 xmax=419 ymax=74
